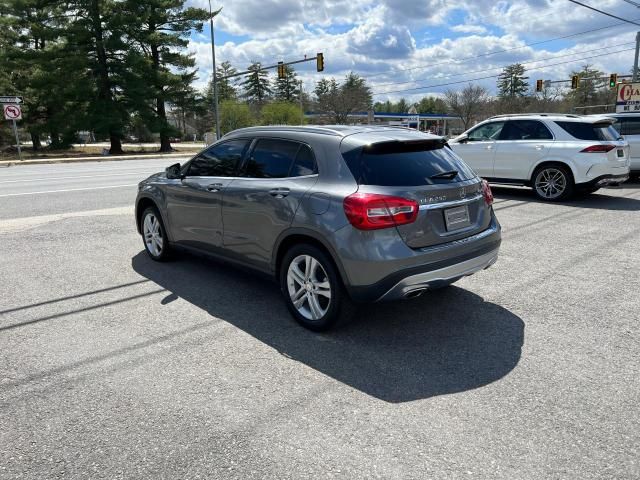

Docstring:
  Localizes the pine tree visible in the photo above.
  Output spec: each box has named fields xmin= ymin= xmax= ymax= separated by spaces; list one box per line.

xmin=274 ymin=65 xmax=299 ymax=102
xmin=122 ymin=0 xmax=209 ymax=151
xmin=497 ymin=64 xmax=529 ymax=99
xmin=242 ymin=62 xmax=272 ymax=104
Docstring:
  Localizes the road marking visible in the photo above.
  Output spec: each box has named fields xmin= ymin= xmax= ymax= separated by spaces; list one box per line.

xmin=0 ymin=206 xmax=133 ymax=233
xmin=0 ymin=184 xmax=137 ymax=198
xmin=0 ymin=171 xmax=158 ymax=184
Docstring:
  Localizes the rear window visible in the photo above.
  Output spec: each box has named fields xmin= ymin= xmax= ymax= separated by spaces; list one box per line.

xmin=612 ymin=116 xmax=640 ymax=136
xmin=342 ymin=140 xmax=477 ymax=186
xmin=555 ymin=121 xmax=620 ymax=141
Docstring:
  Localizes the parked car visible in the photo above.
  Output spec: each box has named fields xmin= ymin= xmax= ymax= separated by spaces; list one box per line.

xmin=449 ymin=114 xmax=630 ymax=201
xmin=592 ymin=112 xmax=640 ymax=178
xmin=135 ymin=126 xmax=501 ymax=330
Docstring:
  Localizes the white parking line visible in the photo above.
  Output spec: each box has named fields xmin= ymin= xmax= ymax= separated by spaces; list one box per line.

xmin=0 ymin=206 xmax=133 ymax=233
xmin=0 ymin=172 xmax=156 ymax=184
xmin=0 ymin=184 xmax=138 ymax=198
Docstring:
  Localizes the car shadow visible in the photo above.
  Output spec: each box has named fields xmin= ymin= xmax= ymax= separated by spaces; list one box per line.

xmin=132 ymin=251 xmax=524 ymax=403
xmin=491 ymin=184 xmax=640 ymax=211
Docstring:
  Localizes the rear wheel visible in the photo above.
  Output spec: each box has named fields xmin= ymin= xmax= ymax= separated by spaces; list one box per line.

xmin=532 ymin=165 xmax=574 ymax=201
xmin=280 ymin=244 xmax=347 ymax=331
xmin=141 ymin=207 xmax=171 ymax=261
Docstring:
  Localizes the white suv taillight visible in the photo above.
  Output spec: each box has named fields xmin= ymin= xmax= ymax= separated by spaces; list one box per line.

xmin=343 ymin=193 xmax=419 ymax=230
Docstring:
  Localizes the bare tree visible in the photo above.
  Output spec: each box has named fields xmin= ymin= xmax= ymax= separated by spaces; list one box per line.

xmin=444 ymin=84 xmax=489 ymax=130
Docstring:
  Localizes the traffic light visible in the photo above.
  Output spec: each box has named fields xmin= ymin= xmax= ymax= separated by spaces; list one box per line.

xmin=316 ymin=52 xmax=324 ymax=72
xmin=277 ymin=62 xmax=285 ymax=79
xmin=536 ymin=79 xmax=543 ymax=92
xmin=609 ymin=73 xmax=617 ymax=88
xmin=571 ymin=75 xmax=579 ymax=89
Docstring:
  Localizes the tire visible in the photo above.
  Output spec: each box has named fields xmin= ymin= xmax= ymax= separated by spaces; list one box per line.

xmin=141 ymin=206 xmax=172 ymax=261
xmin=280 ymin=244 xmax=348 ymax=331
xmin=532 ymin=164 xmax=574 ymax=201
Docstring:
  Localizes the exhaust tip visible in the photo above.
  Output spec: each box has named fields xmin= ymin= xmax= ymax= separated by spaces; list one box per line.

xmin=405 ymin=288 xmax=427 ymax=299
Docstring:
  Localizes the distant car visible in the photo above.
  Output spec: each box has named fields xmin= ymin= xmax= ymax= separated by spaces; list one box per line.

xmin=449 ymin=114 xmax=630 ymax=201
xmin=592 ymin=112 xmax=640 ymax=178
xmin=135 ymin=125 xmax=501 ymax=331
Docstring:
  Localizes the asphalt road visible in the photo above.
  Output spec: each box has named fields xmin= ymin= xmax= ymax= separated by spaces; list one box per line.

xmin=1 ymin=160 xmax=638 ymax=479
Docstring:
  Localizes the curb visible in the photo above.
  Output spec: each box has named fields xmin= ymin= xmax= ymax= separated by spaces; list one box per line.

xmin=0 ymin=152 xmax=196 ymax=167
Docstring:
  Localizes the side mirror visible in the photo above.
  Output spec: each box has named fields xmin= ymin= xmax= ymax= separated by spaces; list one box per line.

xmin=457 ymin=133 xmax=469 ymax=144
xmin=165 ymin=163 xmax=182 ymax=179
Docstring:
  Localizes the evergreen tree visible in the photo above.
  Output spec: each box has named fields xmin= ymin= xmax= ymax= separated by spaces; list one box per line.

xmin=122 ymin=0 xmax=209 ymax=151
xmin=242 ymin=62 xmax=272 ymax=104
xmin=274 ymin=65 xmax=299 ymax=102
xmin=497 ymin=63 xmax=529 ymax=99
xmin=315 ymin=73 xmax=371 ymax=123
xmin=415 ymin=96 xmax=447 ymax=114
xmin=566 ymin=64 xmax=609 ymax=109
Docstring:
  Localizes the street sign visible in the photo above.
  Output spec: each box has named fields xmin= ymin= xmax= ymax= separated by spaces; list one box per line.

xmin=0 ymin=96 xmax=23 ymax=104
xmin=3 ymin=104 xmax=22 ymax=120
xmin=616 ymin=83 xmax=640 ymax=113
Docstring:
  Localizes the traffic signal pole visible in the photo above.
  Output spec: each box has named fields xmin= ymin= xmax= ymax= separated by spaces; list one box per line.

xmin=219 ymin=54 xmax=324 ymax=80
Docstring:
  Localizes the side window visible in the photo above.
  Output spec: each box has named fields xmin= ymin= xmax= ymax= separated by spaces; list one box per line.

xmin=468 ymin=122 xmax=505 ymax=141
xmin=619 ymin=117 xmax=640 ymax=135
xmin=290 ymin=144 xmax=318 ymax=177
xmin=187 ymin=139 xmax=249 ymax=177
xmin=242 ymin=138 xmax=300 ymax=178
xmin=500 ymin=120 xmax=553 ymax=141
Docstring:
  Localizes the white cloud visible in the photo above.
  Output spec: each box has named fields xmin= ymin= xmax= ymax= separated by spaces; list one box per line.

xmin=187 ymin=0 xmax=638 ymax=102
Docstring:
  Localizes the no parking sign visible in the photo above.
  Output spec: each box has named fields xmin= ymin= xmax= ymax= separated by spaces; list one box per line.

xmin=3 ymin=104 xmax=22 ymax=121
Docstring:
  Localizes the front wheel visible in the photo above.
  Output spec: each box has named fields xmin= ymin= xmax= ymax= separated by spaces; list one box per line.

xmin=141 ymin=207 xmax=172 ymax=261
xmin=532 ymin=165 xmax=574 ymax=201
xmin=280 ymin=244 xmax=347 ymax=331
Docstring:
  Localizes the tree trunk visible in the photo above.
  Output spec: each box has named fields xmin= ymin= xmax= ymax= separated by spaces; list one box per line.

xmin=30 ymin=132 xmax=41 ymax=151
xmin=150 ymin=40 xmax=172 ymax=153
xmin=90 ymin=0 xmax=122 ymax=155
xmin=109 ymin=134 xmax=123 ymax=155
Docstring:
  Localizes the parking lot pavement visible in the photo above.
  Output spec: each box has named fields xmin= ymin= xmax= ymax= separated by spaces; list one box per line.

xmin=0 ymin=169 xmax=639 ymax=478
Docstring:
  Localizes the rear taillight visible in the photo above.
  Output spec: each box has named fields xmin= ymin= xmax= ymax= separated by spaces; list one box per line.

xmin=481 ymin=179 xmax=493 ymax=206
xmin=343 ymin=193 xmax=418 ymax=230
xmin=580 ymin=144 xmax=615 ymax=153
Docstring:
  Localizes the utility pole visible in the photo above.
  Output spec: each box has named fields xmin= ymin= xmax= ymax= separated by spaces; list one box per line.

xmin=299 ymin=80 xmax=304 ymax=125
xmin=634 ymin=31 xmax=640 ymax=81
xmin=208 ymin=3 xmax=222 ymax=140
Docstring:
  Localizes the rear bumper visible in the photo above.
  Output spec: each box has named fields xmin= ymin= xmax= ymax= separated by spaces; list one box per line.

xmin=375 ymin=247 xmax=499 ymax=301
xmin=346 ymin=219 xmax=501 ymax=302
xmin=577 ymin=173 xmax=630 ymax=189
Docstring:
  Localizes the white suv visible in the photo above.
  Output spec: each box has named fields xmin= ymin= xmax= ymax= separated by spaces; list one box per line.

xmin=449 ymin=114 xmax=630 ymax=201
xmin=593 ymin=113 xmax=640 ymax=178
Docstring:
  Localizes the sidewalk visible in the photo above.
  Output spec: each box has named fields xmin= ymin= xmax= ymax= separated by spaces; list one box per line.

xmin=0 ymin=151 xmax=194 ymax=167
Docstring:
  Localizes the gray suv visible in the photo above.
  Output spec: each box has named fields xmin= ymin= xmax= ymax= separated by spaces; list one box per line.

xmin=135 ymin=126 xmax=501 ymax=330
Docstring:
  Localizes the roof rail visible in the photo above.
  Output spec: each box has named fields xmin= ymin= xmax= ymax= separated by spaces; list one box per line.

xmin=224 ymin=125 xmax=348 ymax=137
xmin=488 ymin=113 xmax=581 ymax=119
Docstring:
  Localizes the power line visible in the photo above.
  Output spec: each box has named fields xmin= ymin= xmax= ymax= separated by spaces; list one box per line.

xmin=621 ymin=0 xmax=640 ymax=8
xmin=371 ymin=47 xmax=635 ymax=96
xmin=371 ymin=42 xmax=634 ymax=90
xmin=362 ymin=17 xmax=640 ymax=80
xmin=567 ymin=0 xmax=640 ymax=26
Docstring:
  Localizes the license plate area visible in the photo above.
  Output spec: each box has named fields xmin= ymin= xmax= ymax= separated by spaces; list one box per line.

xmin=444 ymin=205 xmax=471 ymax=231
xmin=617 ymin=148 xmax=624 ymax=158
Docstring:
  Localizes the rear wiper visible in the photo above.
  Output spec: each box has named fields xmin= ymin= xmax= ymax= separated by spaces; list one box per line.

xmin=430 ymin=170 xmax=458 ymax=180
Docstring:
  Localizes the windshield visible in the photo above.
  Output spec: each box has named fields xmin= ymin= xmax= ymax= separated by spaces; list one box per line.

xmin=342 ymin=140 xmax=477 ymax=186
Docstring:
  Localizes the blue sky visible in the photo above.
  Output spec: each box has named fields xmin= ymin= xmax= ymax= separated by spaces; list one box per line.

xmin=186 ymin=0 xmax=639 ymax=102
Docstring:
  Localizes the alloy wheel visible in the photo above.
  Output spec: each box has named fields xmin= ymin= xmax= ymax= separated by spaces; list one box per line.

xmin=535 ymin=168 xmax=567 ymax=200
xmin=143 ymin=212 xmax=164 ymax=257
xmin=286 ymin=254 xmax=332 ymax=321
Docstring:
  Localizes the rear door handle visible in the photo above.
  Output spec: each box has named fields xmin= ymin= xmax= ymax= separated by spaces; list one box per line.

xmin=534 ymin=145 xmax=544 ymax=150
xmin=485 ymin=145 xmax=493 ymax=150
xmin=207 ymin=183 xmax=224 ymax=192
xmin=269 ymin=188 xmax=290 ymax=198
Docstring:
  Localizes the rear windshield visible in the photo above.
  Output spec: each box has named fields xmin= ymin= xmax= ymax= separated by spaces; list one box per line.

xmin=555 ymin=121 xmax=621 ymax=141
xmin=342 ymin=140 xmax=477 ymax=186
